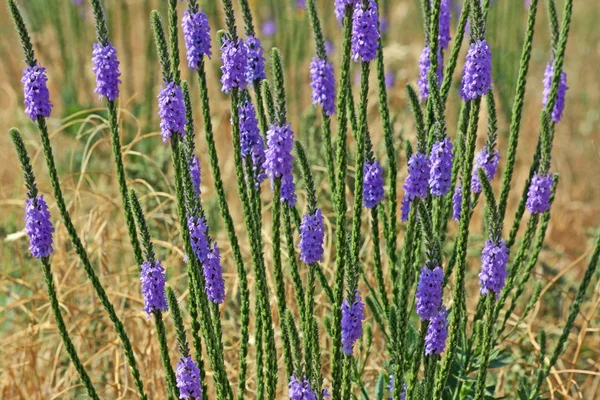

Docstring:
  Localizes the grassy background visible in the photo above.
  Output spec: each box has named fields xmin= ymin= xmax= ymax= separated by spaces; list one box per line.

xmin=0 ymin=0 xmax=599 ymax=398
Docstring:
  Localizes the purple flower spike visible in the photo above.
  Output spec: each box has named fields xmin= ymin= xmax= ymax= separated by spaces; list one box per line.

xmin=189 ymin=154 xmax=201 ymax=195
xmin=438 ymin=0 xmax=452 ymax=49
xmin=262 ymin=20 xmax=277 ymax=37
xmin=176 ymin=355 xmax=202 ymax=399
xmin=239 ymin=100 xmax=266 ymax=184
xmin=289 ymin=374 xmax=317 ymax=400
xmin=25 ymin=195 xmax=54 ymax=258
xmin=429 ymin=138 xmax=454 ymax=196
xmin=479 ymin=238 xmax=509 ymax=298
xmin=204 ymin=243 xmax=225 ymax=304
xmin=92 ymin=42 xmax=121 ymax=101
xmin=460 ymin=39 xmax=492 ymax=101
xmin=281 ymin=174 xmax=297 ymax=206
xmin=182 ymin=9 xmax=212 ymax=69
xmin=188 ymin=216 xmax=210 ymax=263
xmin=363 ymin=159 xmax=385 ymax=209
xmin=351 ymin=0 xmax=380 ymax=63
xmin=264 ymin=123 xmax=294 ymax=180
xmin=158 ymin=82 xmax=187 ymax=143
xmin=22 ymin=65 xmax=53 ymax=120
xmin=542 ymin=61 xmax=568 ymax=123
xmin=299 ymin=208 xmax=325 ymax=264
xmin=417 ymin=45 xmax=443 ymax=101
xmin=140 ymin=260 xmax=168 ymax=315
xmin=335 ymin=0 xmax=358 ymax=22
xmin=527 ymin=173 xmax=553 ymax=215
xmin=245 ymin=35 xmax=266 ymax=83
xmin=401 ymin=152 xmax=431 ymax=221
xmin=452 ymin=183 xmax=462 ymax=221
xmin=341 ymin=291 xmax=365 ymax=355
xmin=385 ymin=71 xmax=396 ymax=89
xmin=220 ymin=38 xmax=248 ymax=93
xmin=310 ymin=57 xmax=337 ymax=116
xmin=425 ymin=306 xmax=449 ymax=355
xmin=471 ymin=146 xmax=500 ymax=194
xmin=415 ymin=264 xmax=444 ymax=320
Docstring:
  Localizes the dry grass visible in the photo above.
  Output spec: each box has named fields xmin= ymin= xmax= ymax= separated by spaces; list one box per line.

xmin=0 ymin=0 xmax=599 ymax=398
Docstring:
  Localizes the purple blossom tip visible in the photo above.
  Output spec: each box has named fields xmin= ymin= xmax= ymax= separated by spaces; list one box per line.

xmin=479 ymin=238 xmax=509 ymax=297
xmin=245 ymin=36 xmax=266 ymax=83
xmin=363 ymin=159 xmax=385 ymax=209
xmin=425 ymin=306 xmax=449 ymax=355
xmin=417 ymin=45 xmax=443 ymax=101
xmin=542 ymin=61 xmax=568 ymax=123
xmin=388 ymin=375 xmax=407 ymax=400
xmin=415 ymin=264 xmax=444 ymax=320
xmin=351 ymin=0 xmax=380 ymax=63
xmin=204 ymin=243 xmax=225 ymax=304
xmin=439 ymin=0 xmax=452 ymax=49
xmin=262 ymin=20 xmax=277 ymax=37
xmin=310 ymin=57 xmax=337 ymax=116
xmin=452 ymin=183 xmax=462 ymax=221
xmin=188 ymin=216 xmax=210 ymax=264
xmin=460 ymin=39 xmax=492 ymax=101
xmin=526 ymin=173 xmax=553 ymax=215
xmin=158 ymin=82 xmax=187 ymax=143
xmin=92 ymin=42 xmax=121 ymax=101
xmin=220 ymin=38 xmax=248 ymax=93
xmin=176 ymin=355 xmax=203 ymax=399
xmin=288 ymin=375 xmax=317 ymax=400
xmin=189 ymin=154 xmax=201 ymax=195
xmin=281 ymin=175 xmax=297 ymax=206
xmin=401 ymin=152 xmax=430 ymax=221
xmin=140 ymin=260 xmax=168 ymax=315
xmin=25 ymin=195 xmax=54 ymax=258
xmin=335 ymin=0 xmax=358 ymax=22
xmin=299 ymin=208 xmax=325 ymax=264
xmin=429 ymin=137 xmax=454 ymax=196
xmin=264 ymin=123 xmax=294 ymax=180
xmin=182 ymin=9 xmax=212 ymax=69
xmin=22 ymin=64 xmax=53 ymax=120
xmin=239 ymin=100 xmax=266 ymax=184
xmin=471 ymin=146 xmax=500 ymax=194
xmin=341 ymin=291 xmax=365 ymax=355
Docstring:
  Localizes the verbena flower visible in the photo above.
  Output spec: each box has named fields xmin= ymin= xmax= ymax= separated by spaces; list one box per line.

xmin=176 ymin=355 xmax=202 ymax=399
xmin=220 ymin=38 xmax=248 ymax=93
xmin=341 ymin=291 xmax=365 ymax=355
xmin=471 ymin=146 xmax=500 ymax=194
xmin=22 ymin=64 xmax=53 ymax=120
xmin=309 ymin=57 xmax=336 ymax=116
xmin=479 ymin=238 xmax=509 ymax=298
xmin=425 ymin=306 xmax=448 ymax=355
xmin=460 ymin=39 xmax=492 ymax=101
xmin=288 ymin=374 xmax=317 ymax=400
xmin=417 ymin=45 xmax=443 ymax=101
xmin=188 ymin=216 xmax=210 ymax=263
xmin=415 ymin=263 xmax=444 ymax=320
xmin=429 ymin=137 xmax=454 ymax=196
xmin=527 ymin=172 xmax=553 ymax=214
xmin=438 ymin=0 xmax=452 ymax=49
xmin=158 ymin=82 xmax=187 ymax=143
xmin=264 ymin=123 xmax=295 ymax=204
xmin=363 ymin=159 xmax=384 ymax=209
xmin=351 ymin=0 xmax=380 ymax=63
xmin=385 ymin=71 xmax=396 ymax=89
xmin=92 ymin=42 xmax=121 ymax=101
xmin=281 ymin=175 xmax=297 ymax=206
xmin=387 ymin=375 xmax=406 ymax=400
xmin=299 ymin=208 xmax=325 ymax=264
xmin=542 ymin=61 xmax=568 ymax=123
xmin=325 ymin=40 xmax=335 ymax=56
xmin=335 ymin=0 xmax=358 ymax=22
xmin=182 ymin=9 xmax=212 ymax=69
xmin=239 ymin=100 xmax=266 ymax=184
xmin=140 ymin=260 xmax=168 ymax=315
xmin=189 ymin=154 xmax=201 ymax=195
xmin=245 ymin=35 xmax=266 ymax=83
xmin=25 ymin=195 xmax=54 ymax=258
xmin=452 ymin=183 xmax=462 ymax=221
xmin=204 ymin=243 xmax=225 ymax=304
xmin=262 ymin=19 xmax=277 ymax=37
xmin=401 ymin=152 xmax=430 ymax=221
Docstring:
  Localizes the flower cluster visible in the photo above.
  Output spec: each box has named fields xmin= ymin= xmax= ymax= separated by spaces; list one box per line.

xmin=25 ymin=195 xmax=54 ymax=258
xmin=204 ymin=243 xmax=225 ymax=304
xmin=182 ymin=9 xmax=212 ymax=69
xmin=401 ymin=152 xmax=430 ymax=221
xmin=239 ymin=100 xmax=266 ymax=185
xmin=417 ymin=45 xmax=443 ymax=101
xmin=92 ymin=42 xmax=121 ymax=101
xmin=388 ymin=375 xmax=407 ymax=400
xmin=425 ymin=306 xmax=449 ymax=355
xmin=189 ymin=154 xmax=201 ymax=195
xmin=527 ymin=172 xmax=553 ymax=215
xmin=479 ymin=238 xmax=509 ymax=297
xmin=220 ymin=38 xmax=248 ymax=93
xmin=299 ymin=208 xmax=325 ymax=264
xmin=158 ymin=82 xmax=187 ymax=143
xmin=452 ymin=183 xmax=463 ymax=221
xmin=22 ymin=64 xmax=53 ymax=120
xmin=542 ymin=61 xmax=568 ymax=123
xmin=264 ymin=123 xmax=296 ymax=204
xmin=415 ymin=263 xmax=444 ymax=320
xmin=288 ymin=375 xmax=317 ymax=400
xmin=334 ymin=0 xmax=357 ymax=22
xmin=309 ymin=57 xmax=336 ymax=116
xmin=176 ymin=355 xmax=202 ymax=399
xmin=245 ymin=35 xmax=266 ymax=83
xmin=341 ymin=291 xmax=365 ymax=355
xmin=363 ymin=159 xmax=384 ymax=209
xmin=460 ymin=39 xmax=492 ymax=101
xmin=189 ymin=216 xmax=209 ymax=263
xmin=438 ymin=0 xmax=452 ymax=49
xmin=281 ymin=177 xmax=297 ymax=206
xmin=351 ymin=0 xmax=380 ymax=63
xmin=429 ymin=137 xmax=454 ymax=196
xmin=471 ymin=146 xmax=500 ymax=194
xmin=140 ymin=260 xmax=168 ymax=315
